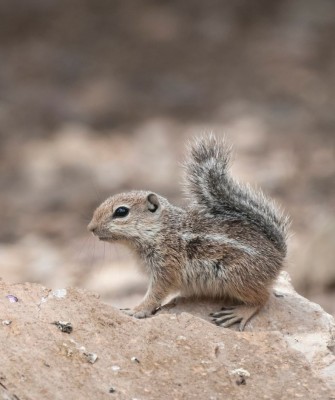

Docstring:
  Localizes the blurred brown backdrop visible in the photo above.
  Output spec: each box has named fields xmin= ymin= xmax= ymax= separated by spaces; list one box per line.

xmin=0 ymin=0 xmax=334 ymax=315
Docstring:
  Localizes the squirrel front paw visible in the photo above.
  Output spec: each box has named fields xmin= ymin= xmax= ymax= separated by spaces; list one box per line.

xmin=120 ymin=308 xmax=154 ymax=319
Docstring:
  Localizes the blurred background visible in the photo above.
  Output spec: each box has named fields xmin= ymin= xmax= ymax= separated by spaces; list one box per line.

xmin=0 ymin=0 xmax=334 ymax=316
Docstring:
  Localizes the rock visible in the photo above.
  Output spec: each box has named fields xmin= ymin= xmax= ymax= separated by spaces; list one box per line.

xmin=0 ymin=272 xmax=334 ymax=400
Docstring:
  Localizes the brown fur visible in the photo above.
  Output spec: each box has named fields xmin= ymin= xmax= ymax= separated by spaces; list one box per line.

xmin=88 ymin=136 xmax=289 ymax=330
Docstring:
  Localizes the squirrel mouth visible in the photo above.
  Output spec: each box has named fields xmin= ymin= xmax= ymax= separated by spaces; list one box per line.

xmin=98 ymin=236 xmax=111 ymax=242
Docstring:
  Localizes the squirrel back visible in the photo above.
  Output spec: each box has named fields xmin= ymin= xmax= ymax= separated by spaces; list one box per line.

xmin=184 ymin=135 xmax=289 ymax=255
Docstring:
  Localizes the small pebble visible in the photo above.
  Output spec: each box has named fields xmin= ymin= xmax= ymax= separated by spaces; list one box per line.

xmin=52 ymin=289 xmax=67 ymax=299
xmin=2 ymin=320 xmax=12 ymax=326
xmin=131 ymin=357 xmax=140 ymax=363
xmin=53 ymin=321 xmax=73 ymax=334
xmin=109 ymin=387 xmax=116 ymax=393
xmin=111 ymin=365 xmax=120 ymax=371
xmin=85 ymin=352 xmax=98 ymax=364
xmin=230 ymin=368 xmax=250 ymax=386
xmin=6 ymin=295 xmax=18 ymax=303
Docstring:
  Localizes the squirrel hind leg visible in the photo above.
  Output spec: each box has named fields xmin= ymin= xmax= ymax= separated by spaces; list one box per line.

xmin=211 ymin=305 xmax=261 ymax=331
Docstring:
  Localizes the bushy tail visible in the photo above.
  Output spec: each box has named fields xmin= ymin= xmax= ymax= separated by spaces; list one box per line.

xmin=184 ymin=135 xmax=289 ymax=254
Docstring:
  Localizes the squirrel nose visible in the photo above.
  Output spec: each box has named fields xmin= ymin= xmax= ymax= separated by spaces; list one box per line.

xmin=87 ymin=222 xmax=98 ymax=233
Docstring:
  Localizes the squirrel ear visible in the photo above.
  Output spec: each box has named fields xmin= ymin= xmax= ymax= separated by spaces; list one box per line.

xmin=147 ymin=193 xmax=159 ymax=213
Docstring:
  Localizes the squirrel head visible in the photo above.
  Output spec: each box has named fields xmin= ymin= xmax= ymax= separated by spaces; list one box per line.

xmin=87 ymin=191 xmax=164 ymax=245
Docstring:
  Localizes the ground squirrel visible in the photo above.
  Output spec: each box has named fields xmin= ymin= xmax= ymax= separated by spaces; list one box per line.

xmin=88 ymin=135 xmax=289 ymax=330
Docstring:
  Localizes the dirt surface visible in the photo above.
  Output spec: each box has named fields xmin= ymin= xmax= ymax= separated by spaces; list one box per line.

xmin=0 ymin=273 xmax=334 ymax=400
xmin=0 ymin=1 xmax=334 ymax=316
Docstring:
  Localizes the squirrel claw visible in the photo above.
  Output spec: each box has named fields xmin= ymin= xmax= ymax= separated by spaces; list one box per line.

xmin=133 ymin=309 xmax=154 ymax=319
xmin=121 ymin=308 xmax=135 ymax=316
xmin=121 ymin=308 xmax=154 ymax=319
xmin=211 ymin=305 xmax=260 ymax=331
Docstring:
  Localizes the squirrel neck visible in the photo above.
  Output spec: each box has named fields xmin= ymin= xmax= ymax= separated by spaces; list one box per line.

xmin=132 ymin=204 xmax=186 ymax=274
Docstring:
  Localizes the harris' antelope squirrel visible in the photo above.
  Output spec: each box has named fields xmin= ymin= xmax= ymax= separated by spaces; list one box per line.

xmin=88 ymin=135 xmax=289 ymax=330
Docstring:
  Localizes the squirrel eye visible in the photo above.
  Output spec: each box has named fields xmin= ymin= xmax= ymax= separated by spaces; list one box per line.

xmin=113 ymin=206 xmax=129 ymax=218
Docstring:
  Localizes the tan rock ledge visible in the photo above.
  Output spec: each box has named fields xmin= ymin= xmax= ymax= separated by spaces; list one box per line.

xmin=0 ymin=272 xmax=334 ymax=400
